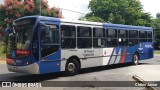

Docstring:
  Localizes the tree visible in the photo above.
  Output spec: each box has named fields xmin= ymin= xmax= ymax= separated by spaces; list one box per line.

xmin=3 ymin=0 xmax=23 ymax=25
xmin=84 ymin=0 xmax=152 ymax=27
xmin=153 ymin=13 xmax=160 ymax=49
xmin=0 ymin=5 xmax=6 ymax=28
xmin=0 ymin=0 xmax=63 ymax=30
xmin=0 ymin=0 xmax=63 ymax=44
xmin=24 ymin=0 xmax=35 ymax=15
xmin=32 ymin=0 xmax=62 ymax=17
xmin=156 ymin=13 xmax=160 ymax=18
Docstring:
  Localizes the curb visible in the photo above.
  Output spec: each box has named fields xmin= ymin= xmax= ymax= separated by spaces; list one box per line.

xmin=0 ymin=61 xmax=6 ymax=64
xmin=154 ymin=54 xmax=160 ymax=56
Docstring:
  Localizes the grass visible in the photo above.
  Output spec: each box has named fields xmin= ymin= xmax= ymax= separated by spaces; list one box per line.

xmin=0 ymin=43 xmax=6 ymax=62
xmin=154 ymin=51 xmax=160 ymax=55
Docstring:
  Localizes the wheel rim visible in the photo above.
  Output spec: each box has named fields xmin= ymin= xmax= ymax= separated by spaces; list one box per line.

xmin=134 ymin=55 xmax=138 ymax=64
xmin=68 ymin=63 xmax=75 ymax=72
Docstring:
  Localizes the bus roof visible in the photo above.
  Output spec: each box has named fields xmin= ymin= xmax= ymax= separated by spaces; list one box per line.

xmin=14 ymin=16 xmax=153 ymax=30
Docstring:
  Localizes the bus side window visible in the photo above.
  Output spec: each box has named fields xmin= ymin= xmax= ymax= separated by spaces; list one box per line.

xmin=129 ymin=30 xmax=138 ymax=46
xmin=61 ymin=25 xmax=76 ymax=49
xmin=139 ymin=31 xmax=147 ymax=42
xmin=77 ymin=26 xmax=92 ymax=48
xmin=118 ymin=30 xmax=128 ymax=46
xmin=106 ymin=29 xmax=118 ymax=47
xmin=93 ymin=28 xmax=106 ymax=48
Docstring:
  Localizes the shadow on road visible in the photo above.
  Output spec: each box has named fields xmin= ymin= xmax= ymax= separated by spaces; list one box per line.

xmin=138 ymin=63 xmax=151 ymax=65
xmin=0 ymin=62 xmax=150 ymax=82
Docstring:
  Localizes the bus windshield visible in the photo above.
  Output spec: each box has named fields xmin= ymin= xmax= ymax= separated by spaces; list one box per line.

xmin=6 ymin=18 xmax=36 ymax=59
xmin=16 ymin=25 xmax=33 ymax=50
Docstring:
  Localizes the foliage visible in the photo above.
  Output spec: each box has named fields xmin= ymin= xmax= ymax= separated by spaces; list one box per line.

xmin=84 ymin=0 xmax=152 ymax=27
xmin=154 ymin=51 xmax=160 ymax=55
xmin=156 ymin=13 xmax=160 ymax=18
xmin=153 ymin=13 xmax=160 ymax=49
xmin=0 ymin=0 xmax=63 ymax=30
xmin=84 ymin=15 xmax=105 ymax=22
xmin=0 ymin=42 xmax=6 ymax=53
xmin=0 ymin=43 xmax=6 ymax=61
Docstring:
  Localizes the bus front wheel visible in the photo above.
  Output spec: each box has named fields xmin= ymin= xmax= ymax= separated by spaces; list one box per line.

xmin=132 ymin=53 xmax=139 ymax=65
xmin=65 ymin=59 xmax=79 ymax=76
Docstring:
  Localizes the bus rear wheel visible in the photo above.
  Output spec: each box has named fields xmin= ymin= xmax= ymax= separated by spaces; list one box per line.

xmin=65 ymin=59 xmax=79 ymax=76
xmin=132 ymin=53 xmax=139 ymax=65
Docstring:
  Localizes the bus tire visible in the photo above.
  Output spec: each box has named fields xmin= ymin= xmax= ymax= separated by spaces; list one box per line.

xmin=132 ymin=53 xmax=139 ymax=65
xmin=65 ymin=59 xmax=79 ymax=76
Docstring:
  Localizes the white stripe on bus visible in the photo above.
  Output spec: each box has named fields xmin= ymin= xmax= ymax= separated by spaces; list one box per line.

xmin=114 ymin=48 xmax=121 ymax=64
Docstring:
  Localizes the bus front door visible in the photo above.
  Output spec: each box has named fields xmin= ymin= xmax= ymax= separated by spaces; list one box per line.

xmin=39 ymin=23 xmax=61 ymax=74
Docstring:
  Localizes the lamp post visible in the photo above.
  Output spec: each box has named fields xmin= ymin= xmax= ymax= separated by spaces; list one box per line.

xmin=40 ymin=0 xmax=41 ymax=16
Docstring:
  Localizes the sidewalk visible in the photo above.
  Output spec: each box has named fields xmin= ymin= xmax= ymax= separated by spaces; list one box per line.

xmin=0 ymin=60 xmax=6 ymax=64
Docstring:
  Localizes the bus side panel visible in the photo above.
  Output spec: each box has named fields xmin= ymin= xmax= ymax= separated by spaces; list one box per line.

xmin=61 ymin=49 xmax=102 ymax=71
xmin=101 ymin=48 xmax=114 ymax=65
xmin=139 ymin=42 xmax=154 ymax=60
xmin=125 ymin=45 xmax=139 ymax=62
xmin=39 ymin=49 xmax=61 ymax=74
xmin=124 ymin=42 xmax=153 ymax=61
xmin=107 ymin=47 xmax=132 ymax=64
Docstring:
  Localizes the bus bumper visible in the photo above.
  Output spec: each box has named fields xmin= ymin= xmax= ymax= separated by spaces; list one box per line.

xmin=7 ymin=62 xmax=39 ymax=74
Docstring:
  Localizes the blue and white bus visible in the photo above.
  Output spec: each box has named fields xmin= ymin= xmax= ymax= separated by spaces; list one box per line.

xmin=6 ymin=16 xmax=154 ymax=75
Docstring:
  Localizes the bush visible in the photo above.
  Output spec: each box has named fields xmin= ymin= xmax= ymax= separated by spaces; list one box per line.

xmin=154 ymin=42 xmax=160 ymax=50
xmin=0 ymin=42 xmax=6 ymax=53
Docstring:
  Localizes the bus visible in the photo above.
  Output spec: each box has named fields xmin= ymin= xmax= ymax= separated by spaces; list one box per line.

xmin=6 ymin=16 xmax=154 ymax=75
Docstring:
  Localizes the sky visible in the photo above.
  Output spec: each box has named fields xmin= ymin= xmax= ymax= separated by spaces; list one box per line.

xmin=47 ymin=0 xmax=160 ymax=20
xmin=48 ymin=0 xmax=90 ymax=20
xmin=140 ymin=0 xmax=160 ymax=18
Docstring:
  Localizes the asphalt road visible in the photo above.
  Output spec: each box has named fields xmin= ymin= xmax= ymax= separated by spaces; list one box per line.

xmin=0 ymin=55 xmax=160 ymax=90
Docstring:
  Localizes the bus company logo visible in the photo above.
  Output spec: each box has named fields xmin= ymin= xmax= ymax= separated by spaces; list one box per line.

xmin=145 ymin=45 xmax=153 ymax=48
xmin=2 ymin=82 xmax=12 ymax=87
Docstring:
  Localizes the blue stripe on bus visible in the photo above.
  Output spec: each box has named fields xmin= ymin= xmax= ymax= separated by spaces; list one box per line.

xmin=114 ymin=47 xmax=121 ymax=64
